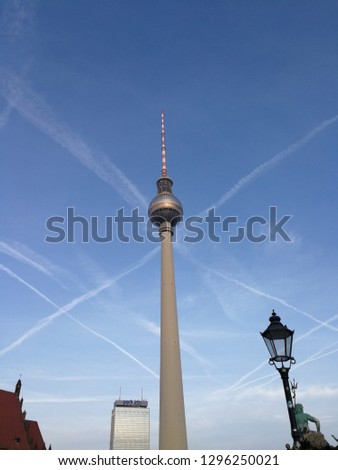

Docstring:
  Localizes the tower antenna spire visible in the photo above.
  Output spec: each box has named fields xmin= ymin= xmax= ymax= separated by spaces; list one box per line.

xmin=148 ymin=113 xmax=186 ymax=450
xmin=161 ymin=112 xmax=167 ymax=176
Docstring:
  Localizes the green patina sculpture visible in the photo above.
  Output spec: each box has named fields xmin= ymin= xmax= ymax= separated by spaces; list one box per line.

xmin=284 ymin=403 xmax=336 ymax=449
xmin=294 ymin=403 xmax=320 ymax=434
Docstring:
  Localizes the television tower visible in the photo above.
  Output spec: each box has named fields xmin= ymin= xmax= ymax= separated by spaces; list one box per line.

xmin=148 ymin=112 xmax=187 ymax=450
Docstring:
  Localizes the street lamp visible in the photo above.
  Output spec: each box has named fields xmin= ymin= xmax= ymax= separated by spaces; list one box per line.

xmin=260 ymin=310 xmax=301 ymax=447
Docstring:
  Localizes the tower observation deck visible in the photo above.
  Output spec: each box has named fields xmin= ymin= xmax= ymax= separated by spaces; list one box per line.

xmin=148 ymin=113 xmax=187 ymax=450
xmin=148 ymin=114 xmax=183 ymax=229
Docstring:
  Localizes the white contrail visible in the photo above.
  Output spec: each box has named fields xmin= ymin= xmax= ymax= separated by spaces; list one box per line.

xmin=0 ymin=240 xmax=89 ymax=291
xmin=0 ymin=103 xmax=12 ymax=129
xmin=216 ymin=314 xmax=338 ymax=396
xmin=1 ymin=0 xmax=36 ymax=39
xmin=251 ymin=342 xmax=338 ymax=391
xmin=0 ymin=263 xmax=59 ymax=309
xmin=1 ymin=0 xmax=37 ymax=128
xmin=0 ymin=66 xmax=148 ymax=210
xmin=0 ymin=247 xmax=159 ymax=357
xmin=67 ymin=314 xmax=159 ymax=379
xmin=0 ymin=280 xmax=112 ymax=356
xmin=209 ymin=367 xmax=275 ymax=399
xmin=210 ymin=340 xmax=338 ymax=398
xmin=0 ymin=240 xmax=77 ymax=290
xmin=1 ymin=264 xmax=158 ymax=377
xmin=201 ymin=114 xmax=338 ymax=215
xmin=176 ymin=245 xmax=338 ymax=391
xmin=209 ymin=313 xmax=338 ymax=396
xmin=137 ymin=316 xmax=214 ymax=370
xmin=218 ymin=273 xmax=338 ymax=332
xmin=295 ymin=313 xmax=338 ymax=342
xmin=294 ymin=342 xmax=338 ymax=369
xmin=186 ymin=252 xmax=338 ymax=332
xmin=0 ymin=241 xmax=54 ymax=277
xmin=0 ymin=250 xmax=159 ymax=378
xmin=25 ymin=396 xmax=112 ymax=404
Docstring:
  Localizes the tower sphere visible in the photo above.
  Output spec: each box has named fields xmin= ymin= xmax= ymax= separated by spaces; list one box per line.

xmin=148 ymin=176 xmax=183 ymax=227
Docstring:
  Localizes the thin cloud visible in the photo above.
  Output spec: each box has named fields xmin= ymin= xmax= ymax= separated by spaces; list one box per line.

xmin=0 ymin=263 xmax=59 ymax=309
xmin=0 ymin=241 xmax=54 ymax=277
xmin=186 ymin=252 xmax=338 ymax=333
xmin=252 ymin=342 xmax=338 ymax=391
xmin=0 ymin=103 xmax=12 ymax=129
xmin=0 ymin=240 xmax=80 ymax=290
xmin=67 ymin=314 xmax=158 ymax=379
xmin=0 ymin=251 xmax=159 ymax=379
xmin=295 ymin=313 xmax=338 ymax=342
xmin=1 ymin=0 xmax=36 ymax=39
xmin=136 ymin=317 xmax=160 ymax=337
xmin=294 ymin=342 xmax=338 ymax=370
xmin=0 ymin=66 xmax=148 ymax=209
xmin=179 ymin=250 xmax=338 ymax=396
xmin=136 ymin=316 xmax=214 ymax=371
xmin=181 ymin=328 xmax=235 ymax=340
xmin=32 ymin=375 xmax=115 ymax=382
xmin=299 ymin=385 xmax=338 ymax=399
xmin=228 ymin=329 xmax=338 ymax=394
xmin=210 ymin=344 xmax=338 ymax=399
xmin=0 ymin=0 xmax=36 ymax=129
xmin=0 ymin=247 xmax=159 ymax=360
xmin=200 ymin=114 xmax=338 ymax=215
xmin=0 ymin=279 xmax=111 ymax=356
xmin=210 ymin=318 xmax=338 ymax=398
xmin=25 ymin=395 xmax=112 ymax=404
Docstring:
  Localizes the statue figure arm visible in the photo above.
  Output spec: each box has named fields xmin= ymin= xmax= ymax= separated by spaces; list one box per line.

xmin=307 ymin=415 xmax=320 ymax=432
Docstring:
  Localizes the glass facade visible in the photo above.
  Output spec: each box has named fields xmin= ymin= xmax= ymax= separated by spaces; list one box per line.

xmin=110 ymin=401 xmax=150 ymax=450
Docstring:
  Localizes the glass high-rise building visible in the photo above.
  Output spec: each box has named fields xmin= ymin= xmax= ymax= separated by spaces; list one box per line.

xmin=109 ymin=399 xmax=150 ymax=450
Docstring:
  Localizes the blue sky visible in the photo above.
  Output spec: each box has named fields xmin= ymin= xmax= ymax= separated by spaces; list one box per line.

xmin=1 ymin=0 xmax=338 ymax=450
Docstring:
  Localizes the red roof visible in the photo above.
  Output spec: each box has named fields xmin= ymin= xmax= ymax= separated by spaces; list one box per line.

xmin=0 ymin=389 xmax=46 ymax=450
xmin=25 ymin=420 xmax=46 ymax=450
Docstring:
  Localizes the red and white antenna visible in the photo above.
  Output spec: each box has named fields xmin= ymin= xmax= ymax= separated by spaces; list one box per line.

xmin=161 ymin=112 xmax=167 ymax=176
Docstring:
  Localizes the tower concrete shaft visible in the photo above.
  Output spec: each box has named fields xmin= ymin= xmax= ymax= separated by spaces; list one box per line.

xmin=159 ymin=222 xmax=187 ymax=450
xmin=148 ymin=113 xmax=187 ymax=450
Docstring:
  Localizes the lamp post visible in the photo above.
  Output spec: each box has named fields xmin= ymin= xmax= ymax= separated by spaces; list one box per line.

xmin=260 ymin=310 xmax=301 ymax=448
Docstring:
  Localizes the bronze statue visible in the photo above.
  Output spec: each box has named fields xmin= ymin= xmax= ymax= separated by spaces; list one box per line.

xmin=293 ymin=403 xmax=332 ymax=449
xmin=294 ymin=403 xmax=320 ymax=433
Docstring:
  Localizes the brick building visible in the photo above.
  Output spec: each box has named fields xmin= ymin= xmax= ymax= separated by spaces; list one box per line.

xmin=0 ymin=380 xmax=47 ymax=450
